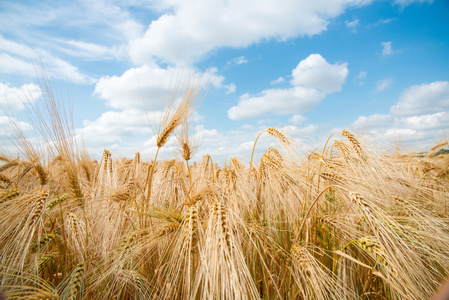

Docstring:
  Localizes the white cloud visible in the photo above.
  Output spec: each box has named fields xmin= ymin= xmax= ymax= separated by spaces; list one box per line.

xmin=357 ymin=71 xmax=367 ymax=79
xmin=225 ymin=83 xmax=237 ymax=94
xmin=82 ymin=64 xmax=234 ymax=157
xmin=0 ymin=1 xmax=145 ymax=82
xmin=53 ymin=39 xmax=124 ymax=61
xmin=381 ymin=41 xmax=394 ymax=56
xmin=375 ymin=78 xmax=394 ymax=92
xmin=403 ymin=112 xmax=449 ymax=131
xmin=0 ymin=35 xmax=94 ymax=84
xmin=383 ymin=128 xmax=419 ymax=141
xmin=270 ymin=77 xmax=285 ymax=85
xmin=355 ymin=70 xmax=367 ymax=85
xmin=291 ymin=54 xmax=348 ymax=93
xmin=228 ymin=87 xmax=325 ymax=120
xmin=394 ymin=0 xmax=433 ymax=7
xmin=129 ymin=0 xmax=372 ymax=65
xmin=351 ymin=114 xmax=393 ymax=130
xmin=283 ymin=124 xmax=319 ymax=136
xmin=0 ymin=1 xmax=144 ymax=44
xmin=390 ymin=81 xmax=449 ymax=116
xmin=0 ymin=82 xmax=41 ymax=111
xmin=0 ymin=53 xmax=36 ymax=76
xmin=229 ymin=56 xmax=248 ymax=66
xmin=350 ymin=81 xmax=449 ymax=148
xmin=228 ymin=54 xmax=347 ymax=120
xmin=289 ymin=114 xmax=307 ymax=125
xmin=374 ymin=18 xmax=396 ymax=26
xmin=345 ymin=19 xmax=359 ymax=32
xmin=94 ymin=65 xmax=233 ymax=110
xmin=78 ymin=109 xmax=152 ymax=145
xmin=0 ymin=115 xmax=33 ymax=146
xmin=75 ymin=108 xmax=158 ymax=157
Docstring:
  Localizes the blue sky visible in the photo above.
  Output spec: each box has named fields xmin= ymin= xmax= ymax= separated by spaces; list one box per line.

xmin=1 ymin=0 xmax=448 ymax=162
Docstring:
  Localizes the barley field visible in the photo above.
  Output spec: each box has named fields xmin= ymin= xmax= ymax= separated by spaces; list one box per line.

xmin=1 ymin=81 xmax=449 ymax=299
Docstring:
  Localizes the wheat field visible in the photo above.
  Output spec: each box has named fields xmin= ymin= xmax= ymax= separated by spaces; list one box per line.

xmin=1 ymin=80 xmax=449 ymax=299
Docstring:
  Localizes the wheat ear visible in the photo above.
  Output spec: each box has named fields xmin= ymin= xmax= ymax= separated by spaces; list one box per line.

xmin=0 ymin=160 xmax=19 ymax=172
xmin=341 ymin=130 xmax=364 ymax=157
xmin=67 ymin=263 xmax=85 ymax=300
xmin=212 ymin=202 xmax=231 ymax=250
xmin=250 ymin=127 xmax=290 ymax=164
xmin=183 ymin=205 xmax=198 ymax=252
xmin=0 ymin=188 xmax=19 ymax=204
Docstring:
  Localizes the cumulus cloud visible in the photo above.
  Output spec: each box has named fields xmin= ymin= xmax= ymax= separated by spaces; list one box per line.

xmin=381 ymin=41 xmax=394 ymax=56
xmin=82 ymin=64 xmax=235 ymax=156
xmin=382 ymin=128 xmax=419 ymax=141
xmin=403 ymin=111 xmax=449 ymax=131
xmin=228 ymin=54 xmax=347 ymax=120
xmin=129 ymin=0 xmax=371 ymax=64
xmin=291 ymin=54 xmax=348 ymax=93
xmin=375 ymin=78 xmax=394 ymax=92
xmin=390 ymin=81 xmax=449 ymax=116
xmin=289 ymin=114 xmax=307 ymax=125
xmin=0 ymin=82 xmax=41 ymax=111
xmin=0 ymin=115 xmax=33 ymax=151
xmin=228 ymin=87 xmax=325 ymax=120
xmin=351 ymin=114 xmax=393 ymax=130
xmin=351 ymin=81 xmax=449 ymax=147
xmin=94 ymin=65 xmax=234 ymax=110
xmin=77 ymin=109 xmax=152 ymax=146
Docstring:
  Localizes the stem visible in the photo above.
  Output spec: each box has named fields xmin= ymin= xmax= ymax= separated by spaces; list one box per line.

xmin=297 ymin=185 xmax=343 ymax=238
xmin=317 ymin=131 xmax=341 ymax=193
xmin=58 ymin=194 xmax=68 ymax=267
xmin=321 ymin=131 xmax=341 ymax=158
xmin=209 ymin=155 xmax=214 ymax=181
xmin=146 ymin=147 xmax=160 ymax=203
xmin=143 ymin=147 xmax=160 ymax=230
xmin=185 ymin=159 xmax=192 ymax=192
xmin=250 ymin=129 xmax=267 ymax=165
xmin=141 ymin=147 xmax=160 ymax=275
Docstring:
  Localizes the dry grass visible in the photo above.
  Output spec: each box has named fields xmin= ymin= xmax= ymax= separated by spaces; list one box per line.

xmin=1 ymin=75 xmax=449 ymax=299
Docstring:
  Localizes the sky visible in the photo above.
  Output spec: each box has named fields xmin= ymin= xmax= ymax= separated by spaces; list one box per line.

xmin=1 ymin=0 xmax=448 ymax=163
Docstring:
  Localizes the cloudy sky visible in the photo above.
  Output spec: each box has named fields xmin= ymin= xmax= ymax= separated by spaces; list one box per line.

xmin=1 ymin=0 xmax=448 ymax=162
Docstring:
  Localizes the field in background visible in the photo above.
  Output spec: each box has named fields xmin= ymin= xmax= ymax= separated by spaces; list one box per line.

xmin=1 ymin=80 xmax=449 ymax=299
